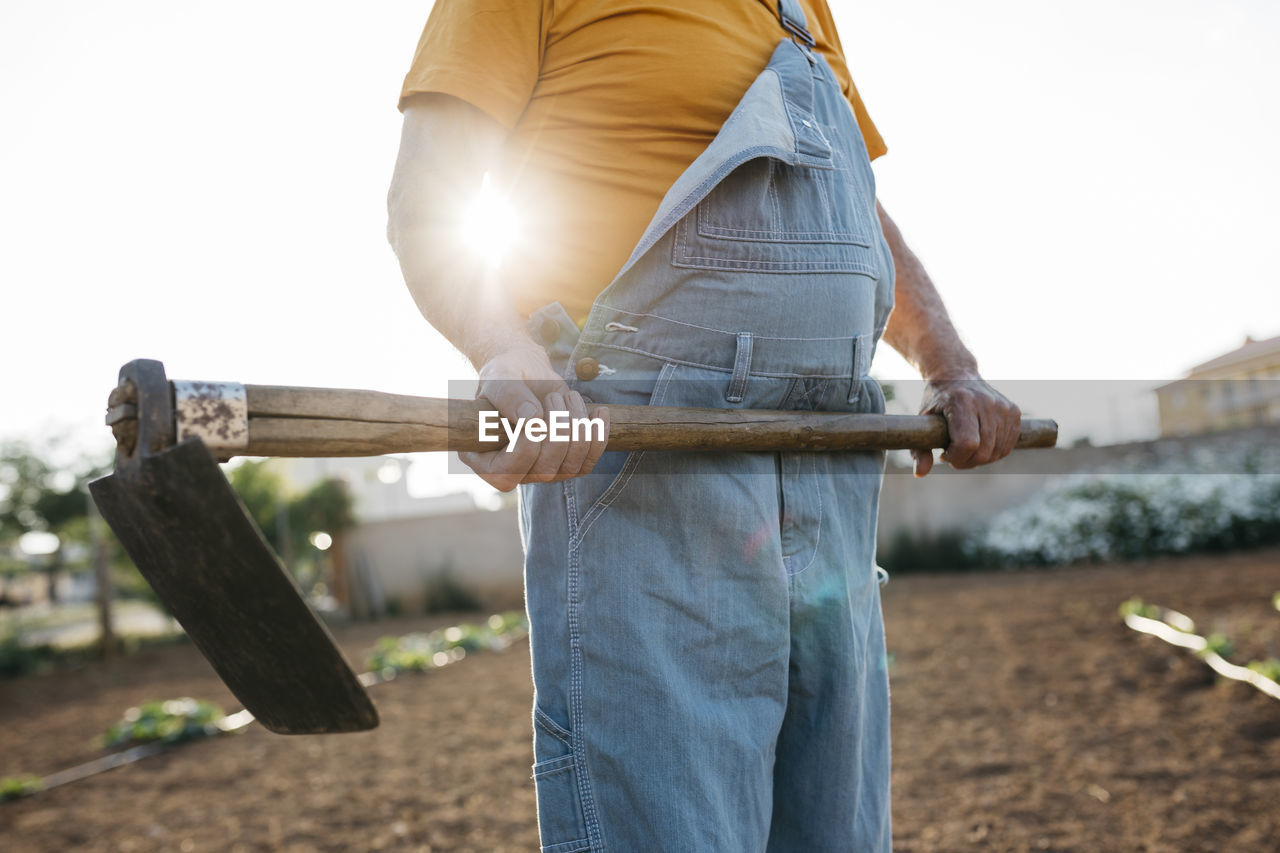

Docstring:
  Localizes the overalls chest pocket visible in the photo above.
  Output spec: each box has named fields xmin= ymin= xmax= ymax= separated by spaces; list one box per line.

xmin=671 ymin=153 xmax=880 ymax=278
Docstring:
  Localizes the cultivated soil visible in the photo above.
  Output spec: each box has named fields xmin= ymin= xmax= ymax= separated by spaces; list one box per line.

xmin=2 ymin=549 xmax=1278 ymax=852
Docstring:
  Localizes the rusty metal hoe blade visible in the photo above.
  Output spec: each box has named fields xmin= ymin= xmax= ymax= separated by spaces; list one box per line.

xmin=89 ymin=359 xmax=378 ymax=734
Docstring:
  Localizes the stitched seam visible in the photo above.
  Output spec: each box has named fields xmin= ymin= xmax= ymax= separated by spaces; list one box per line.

xmin=672 ymin=213 xmax=689 ymax=275
xmin=574 ymin=364 xmax=677 ymax=547
xmin=542 ymin=841 xmax=592 ymax=853
xmin=533 ymin=757 xmax=576 ymax=778
xmin=677 ymin=196 xmax=876 ymax=268
xmin=775 ymin=65 xmax=804 ymax=160
xmin=534 ymin=707 xmax=573 ymax=746
xmin=673 ymin=253 xmax=877 ymax=272
xmin=703 ymin=225 xmax=865 ymax=239
xmin=727 ymin=333 xmax=752 ymax=403
xmin=583 ymin=342 xmax=859 ymax=379
xmin=674 ymin=260 xmax=878 ymax=275
xmin=575 ymin=365 xmax=677 ymax=545
xmin=768 ymin=163 xmax=782 ymax=230
xmin=785 ymin=453 xmax=825 ymax=578
xmin=813 ymin=162 xmax=833 ymax=233
xmin=599 ymin=65 xmax=837 ymax=291
xmin=848 ymin=376 xmax=863 ymax=404
xmin=594 ymin=306 xmax=874 ymax=343
xmin=562 ymin=483 xmax=602 ymax=849
xmin=698 ymin=182 xmax=861 ymax=242
xmin=848 ymin=335 xmax=866 ymax=403
xmin=575 ymin=453 xmax=647 ymax=549
xmin=699 ymin=225 xmax=869 ymax=243
xmin=612 ymin=131 xmax=833 ymax=282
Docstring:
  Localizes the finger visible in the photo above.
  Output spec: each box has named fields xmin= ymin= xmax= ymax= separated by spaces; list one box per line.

xmin=1005 ymin=405 xmax=1023 ymax=456
xmin=459 ymin=436 xmax=541 ymax=492
xmin=524 ymin=392 xmax=572 ymax=483
xmin=458 ymin=451 xmax=514 ymax=492
xmin=940 ymin=406 xmax=981 ymax=469
xmin=579 ymin=406 xmax=610 ymax=475
xmin=556 ymin=391 xmax=593 ymax=477
xmin=912 ymin=448 xmax=934 ymax=478
xmin=972 ymin=405 xmax=1000 ymax=466
xmin=473 ymin=378 xmax=552 ymax=487
xmin=992 ymin=404 xmax=1021 ymax=461
xmin=915 ymin=388 xmax=942 ymax=477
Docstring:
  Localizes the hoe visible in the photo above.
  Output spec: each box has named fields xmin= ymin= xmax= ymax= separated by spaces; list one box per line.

xmin=90 ymin=359 xmax=1057 ymax=735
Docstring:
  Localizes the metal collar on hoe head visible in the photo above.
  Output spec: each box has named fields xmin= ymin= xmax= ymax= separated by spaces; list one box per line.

xmin=89 ymin=359 xmax=378 ymax=734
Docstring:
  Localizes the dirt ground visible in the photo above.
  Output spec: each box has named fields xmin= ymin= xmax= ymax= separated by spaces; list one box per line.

xmin=2 ymin=549 xmax=1278 ymax=852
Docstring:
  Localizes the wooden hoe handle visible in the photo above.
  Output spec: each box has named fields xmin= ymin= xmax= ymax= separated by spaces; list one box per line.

xmin=239 ymin=385 xmax=1058 ymax=457
xmin=105 ymin=367 xmax=1058 ymax=460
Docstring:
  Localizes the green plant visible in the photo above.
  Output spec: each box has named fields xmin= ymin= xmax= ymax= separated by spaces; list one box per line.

xmin=101 ymin=698 xmax=226 ymax=747
xmin=0 ymin=630 xmax=39 ymax=678
xmin=1247 ymin=658 xmax=1280 ymax=682
xmin=0 ymin=774 xmax=42 ymax=802
xmin=1118 ymin=597 xmax=1161 ymax=621
xmin=365 ymin=612 xmax=528 ymax=675
xmin=487 ymin=611 xmax=527 ymax=634
xmin=1199 ymin=632 xmax=1235 ymax=660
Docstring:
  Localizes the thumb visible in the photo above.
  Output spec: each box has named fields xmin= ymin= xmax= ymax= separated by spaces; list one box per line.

xmin=912 ymin=448 xmax=934 ymax=478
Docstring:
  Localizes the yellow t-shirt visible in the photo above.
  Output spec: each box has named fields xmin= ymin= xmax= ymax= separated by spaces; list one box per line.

xmin=400 ymin=0 xmax=887 ymax=323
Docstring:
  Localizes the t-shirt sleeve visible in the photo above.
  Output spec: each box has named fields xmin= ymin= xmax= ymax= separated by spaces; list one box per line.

xmin=808 ymin=2 xmax=887 ymax=161
xmin=398 ymin=0 xmax=549 ymax=129
xmin=843 ymin=82 xmax=886 ymax=161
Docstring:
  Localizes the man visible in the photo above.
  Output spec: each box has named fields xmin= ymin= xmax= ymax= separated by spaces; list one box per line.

xmin=388 ymin=1 xmax=1020 ymax=849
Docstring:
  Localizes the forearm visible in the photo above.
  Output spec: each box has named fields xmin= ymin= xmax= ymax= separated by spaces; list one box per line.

xmin=877 ymin=201 xmax=979 ymax=381
xmin=386 ymin=95 xmax=537 ymax=370
xmin=388 ymin=210 xmax=535 ymax=369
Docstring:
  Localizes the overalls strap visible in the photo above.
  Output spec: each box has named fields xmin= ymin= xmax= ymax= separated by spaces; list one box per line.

xmin=777 ymin=0 xmax=816 ymax=47
xmin=607 ymin=39 xmax=831 ymax=284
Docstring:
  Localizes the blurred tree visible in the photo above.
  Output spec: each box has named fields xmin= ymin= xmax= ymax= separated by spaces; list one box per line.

xmin=0 ymin=442 xmax=59 ymax=539
xmin=293 ymin=478 xmax=356 ymax=542
xmin=0 ymin=440 xmax=120 ymax=656
xmin=0 ymin=441 xmax=110 ymax=597
xmin=293 ymin=477 xmax=356 ymax=606
xmin=1 ymin=441 xmax=111 ymax=533
xmin=227 ymin=460 xmax=284 ymax=545
xmin=226 ymin=461 xmax=355 ymax=591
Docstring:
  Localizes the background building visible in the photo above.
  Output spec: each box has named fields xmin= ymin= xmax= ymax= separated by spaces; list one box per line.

xmin=1155 ymin=333 xmax=1280 ymax=436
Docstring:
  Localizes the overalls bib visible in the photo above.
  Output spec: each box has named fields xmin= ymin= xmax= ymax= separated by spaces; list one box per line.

xmin=518 ymin=4 xmax=895 ymax=850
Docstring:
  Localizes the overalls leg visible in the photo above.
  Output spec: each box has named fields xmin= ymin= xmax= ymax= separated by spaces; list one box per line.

xmin=519 ymin=4 xmax=895 ymax=849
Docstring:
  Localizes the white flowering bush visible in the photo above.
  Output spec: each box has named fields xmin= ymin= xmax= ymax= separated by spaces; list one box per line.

xmin=971 ymin=473 xmax=1280 ymax=567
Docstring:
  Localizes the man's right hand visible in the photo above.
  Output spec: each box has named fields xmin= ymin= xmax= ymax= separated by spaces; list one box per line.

xmin=460 ymin=342 xmax=610 ymax=492
xmin=387 ymin=94 xmax=608 ymax=490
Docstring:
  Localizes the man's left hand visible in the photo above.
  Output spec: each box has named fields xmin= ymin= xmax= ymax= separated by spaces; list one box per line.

xmin=912 ymin=377 xmax=1021 ymax=477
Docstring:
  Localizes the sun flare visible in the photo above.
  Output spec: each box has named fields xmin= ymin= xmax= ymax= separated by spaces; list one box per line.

xmin=460 ymin=174 xmax=520 ymax=266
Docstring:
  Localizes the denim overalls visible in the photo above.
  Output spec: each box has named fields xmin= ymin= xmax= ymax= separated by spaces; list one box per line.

xmin=518 ymin=3 xmax=895 ymax=850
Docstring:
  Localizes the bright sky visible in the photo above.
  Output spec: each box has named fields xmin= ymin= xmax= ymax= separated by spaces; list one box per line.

xmin=3 ymin=1 xmax=1277 ymax=482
